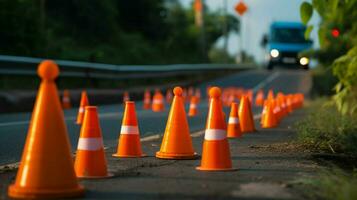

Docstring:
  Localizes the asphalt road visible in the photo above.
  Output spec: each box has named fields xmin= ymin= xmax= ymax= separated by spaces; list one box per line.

xmin=0 ymin=69 xmax=311 ymax=166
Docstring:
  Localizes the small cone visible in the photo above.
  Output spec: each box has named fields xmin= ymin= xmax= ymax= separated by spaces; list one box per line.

xmin=8 ymin=60 xmax=84 ymax=199
xmin=267 ymin=89 xmax=274 ymax=100
xmin=113 ymin=101 xmax=145 ymax=157
xmin=260 ymin=100 xmax=269 ymax=125
xmin=62 ymin=89 xmax=71 ymax=109
xmin=197 ymin=87 xmax=235 ymax=171
xmin=227 ymin=102 xmax=242 ymax=138
xmin=143 ymin=89 xmax=151 ymax=110
xmin=238 ymin=95 xmax=256 ymax=133
xmin=76 ymin=91 xmax=89 ymax=125
xmin=152 ymin=90 xmax=165 ymax=112
xmin=255 ymin=90 xmax=264 ymax=106
xmin=262 ymin=101 xmax=278 ymax=128
xmin=195 ymin=88 xmax=201 ymax=102
xmin=188 ymin=96 xmax=199 ymax=117
xmin=286 ymin=95 xmax=294 ymax=113
xmin=166 ymin=89 xmax=173 ymax=103
xmin=156 ymin=87 xmax=197 ymax=159
xmin=74 ymin=106 xmax=111 ymax=178
xmin=123 ymin=91 xmax=130 ymax=103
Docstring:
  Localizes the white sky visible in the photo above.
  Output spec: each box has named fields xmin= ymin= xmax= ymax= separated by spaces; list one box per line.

xmin=180 ymin=0 xmax=320 ymax=63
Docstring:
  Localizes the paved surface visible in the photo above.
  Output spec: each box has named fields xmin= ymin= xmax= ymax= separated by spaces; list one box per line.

xmin=0 ymin=69 xmax=314 ymax=199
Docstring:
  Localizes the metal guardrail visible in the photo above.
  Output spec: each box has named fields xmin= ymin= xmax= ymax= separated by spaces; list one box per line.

xmin=0 ymin=54 xmax=256 ymax=79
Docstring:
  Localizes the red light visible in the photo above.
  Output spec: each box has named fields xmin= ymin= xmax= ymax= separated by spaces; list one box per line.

xmin=331 ymin=29 xmax=340 ymax=38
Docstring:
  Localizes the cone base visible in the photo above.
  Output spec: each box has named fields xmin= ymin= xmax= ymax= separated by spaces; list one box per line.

xmin=156 ymin=151 xmax=198 ymax=160
xmin=196 ymin=166 xmax=238 ymax=171
xmin=261 ymin=125 xmax=277 ymax=129
xmin=77 ymin=173 xmax=114 ymax=179
xmin=8 ymin=184 xmax=84 ymax=199
xmin=112 ymin=153 xmax=146 ymax=158
xmin=241 ymin=129 xmax=256 ymax=133
xmin=227 ymin=135 xmax=242 ymax=138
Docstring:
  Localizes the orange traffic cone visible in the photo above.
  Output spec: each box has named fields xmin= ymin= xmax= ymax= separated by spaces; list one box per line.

xmin=156 ymin=87 xmax=197 ymax=159
xmin=227 ymin=102 xmax=242 ymax=138
xmin=62 ymin=89 xmax=71 ymax=109
xmin=238 ymin=95 xmax=256 ymax=133
xmin=255 ymin=89 xmax=264 ymax=106
xmin=113 ymin=101 xmax=144 ymax=157
xmin=166 ymin=88 xmax=173 ymax=103
xmin=260 ymin=100 xmax=268 ymax=125
xmin=8 ymin=60 xmax=84 ymax=199
xmin=267 ymin=89 xmax=274 ymax=100
xmin=74 ymin=106 xmax=111 ymax=178
xmin=286 ymin=95 xmax=294 ymax=113
xmin=195 ymin=88 xmax=201 ymax=102
xmin=76 ymin=90 xmax=89 ymax=125
xmin=197 ymin=87 xmax=235 ymax=171
xmin=152 ymin=90 xmax=165 ymax=112
xmin=188 ymin=96 xmax=199 ymax=117
xmin=261 ymin=101 xmax=278 ymax=128
xmin=143 ymin=89 xmax=151 ymax=110
xmin=123 ymin=91 xmax=130 ymax=103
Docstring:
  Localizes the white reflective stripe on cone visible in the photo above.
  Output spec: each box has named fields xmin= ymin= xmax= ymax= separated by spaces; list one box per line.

xmin=121 ymin=125 xmax=139 ymax=135
xmin=228 ymin=117 xmax=239 ymax=124
xmin=79 ymin=107 xmax=85 ymax=113
xmin=204 ymin=129 xmax=227 ymax=140
xmin=144 ymin=99 xmax=151 ymax=103
xmin=152 ymin=99 xmax=163 ymax=104
xmin=77 ymin=138 xmax=103 ymax=151
xmin=190 ymin=104 xmax=197 ymax=109
xmin=63 ymin=97 xmax=70 ymax=102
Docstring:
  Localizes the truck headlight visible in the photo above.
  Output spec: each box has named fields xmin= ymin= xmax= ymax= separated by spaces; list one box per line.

xmin=270 ymin=49 xmax=279 ymax=58
xmin=299 ymin=57 xmax=309 ymax=65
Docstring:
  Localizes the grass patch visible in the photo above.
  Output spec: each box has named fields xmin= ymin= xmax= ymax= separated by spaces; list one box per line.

xmin=296 ymin=99 xmax=357 ymax=155
xmin=296 ymin=169 xmax=357 ymax=200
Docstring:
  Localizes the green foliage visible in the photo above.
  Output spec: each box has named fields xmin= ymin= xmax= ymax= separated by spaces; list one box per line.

xmin=300 ymin=0 xmax=357 ymax=115
xmin=300 ymin=2 xmax=313 ymax=25
xmin=0 ymin=0 xmax=239 ymax=64
xmin=296 ymin=100 xmax=357 ymax=154
xmin=297 ymin=169 xmax=357 ymax=200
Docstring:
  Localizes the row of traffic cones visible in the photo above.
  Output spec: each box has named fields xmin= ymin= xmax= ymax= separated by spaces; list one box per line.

xmin=8 ymin=60 xmax=304 ymax=199
xmin=260 ymin=90 xmax=304 ymax=128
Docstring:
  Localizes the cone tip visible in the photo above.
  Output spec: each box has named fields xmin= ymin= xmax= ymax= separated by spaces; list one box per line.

xmin=38 ymin=60 xmax=59 ymax=80
xmin=173 ymin=87 xmax=182 ymax=96
xmin=209 ymin=87 xmax=221 ymax=98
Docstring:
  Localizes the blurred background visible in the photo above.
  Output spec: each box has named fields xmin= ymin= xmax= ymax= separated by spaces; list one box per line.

xmin=0 ymin=0 xmax=319 ymax=65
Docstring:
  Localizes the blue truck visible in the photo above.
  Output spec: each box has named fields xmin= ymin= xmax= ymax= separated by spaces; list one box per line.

xmin=262 ymin=21 xmax=313 ymax=69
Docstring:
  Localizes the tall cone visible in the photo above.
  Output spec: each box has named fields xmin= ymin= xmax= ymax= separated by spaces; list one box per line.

xmin=8 ymin=60 xmax=84 ymax=199
xmin=76 ymin=91 xmax=89 ymax=125
xmin=261 ymin=101 xmax=278 ymax=128
xmin=255 ymin=89 xmax=264 ymax=106
xmin=156 ymin=87 xmax=197 ymax=159
xmin=62 ymin=89 xmax=71 ymax=109
xmin=197 ymin=87 xmax=235 ymax=171
xmin=188 ymin=96 xmax=198 ymax=117
xmin=74 ymin=106 xmax=111 ymax=178
xmin=238 ymin=95 xmax=256 ymax=133
xmin=227 ymin=102 xmax=242 ymax=138
xmin=143 ymin=89 xmax=151 ymax=110
xmin=113 ymin=101 xmax=145 ymax=157
xmin=152 ymin=90 xmax=165 ymax=112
